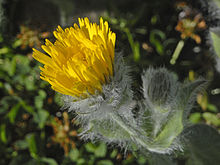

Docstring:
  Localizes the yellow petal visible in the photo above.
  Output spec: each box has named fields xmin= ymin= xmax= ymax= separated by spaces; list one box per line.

xmin=32 ymin=17 xmax=116 ymax=98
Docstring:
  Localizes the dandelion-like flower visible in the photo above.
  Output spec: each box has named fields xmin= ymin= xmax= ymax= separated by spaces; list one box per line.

xmin=32 ymin=17 xmax=206 ymax=157
xmin=33 ymin=17 xmax=116 ymax=98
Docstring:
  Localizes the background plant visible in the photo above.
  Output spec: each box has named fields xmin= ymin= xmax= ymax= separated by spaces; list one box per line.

xmin=0 ymin=0 xmax=220 ymax=165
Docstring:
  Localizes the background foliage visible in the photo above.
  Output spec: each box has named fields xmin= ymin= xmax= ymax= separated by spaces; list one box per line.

xmin=0 ymin=0 xmax=220 ymax=164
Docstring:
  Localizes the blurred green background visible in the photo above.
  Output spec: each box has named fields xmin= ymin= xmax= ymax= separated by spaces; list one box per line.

xmin=0 ymin=0 xmax=220 ymax=164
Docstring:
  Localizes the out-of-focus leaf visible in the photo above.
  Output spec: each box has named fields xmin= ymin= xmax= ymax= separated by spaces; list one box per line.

xmin=197 ymin=93 xmax=208 ymax=110
xmin=124 ymin=28 xmax=141 ymax=61
xmin=40 ymin=157 xmax=58 ymax=165
xmin=85 ymin=142 xmax=96 ymax=153
xmin=137 ymin=156 xmax=147 ymax=165
xmin=14 ymin=55 xmax=30 ymax=74
xmin=23 ymin=159 xmax=39 ymax=165
xmin=203 ymin=112 xmax=220 ymax=127
xmin=4 ymin=83 xmax=13 ymax=94
xmin=12 ymin=39 xmax=22 ymax=49
xmin=26 ymin=133 xmax=38 ymax=159
xmin=122 ymin=154 xmax=135 ymax=164
xmin=69 ymin=148 xmax=80 ymax=161
xmin=14 ymin=139 xmax=29 ymax=150
xmin=110 ymin=149 xmax=118 ymax=158
xmin=24 ymin=76 xmax=35 ymax=91
xmin=151 ymin=15 xmax=158 ymax=25
xmin=97 ymin=160 xmax=113 ymax=165
xmin=7 ymin=103 xmax=21 ymax=124
xmin=0 ymin=124 xmax=7 ymax=143
xmin=34 ymin=96 xmax=43 ymax=109
xmin=0 ymin=96 xmax=20 ymax=114
xmin=189 ymin=112 xmax=201 ymax=124
xmin=9 ymin=57 xmax=16 ymax=76
xmin=34 ymin=90 xmax=46 ymax=110
xmin=21 ymin=101 xmax=34 ymax=114
xmin=0 ymin=47 xmax=10 ymax=54
xmin=207 ymin=104 xmax=218 ymax=113
xmin=0 ymin=81 xmax=3 ymax=88
xmin=9 ymin=154 xmax=37 ymax=165
xmin=54 ymin=93 xmax=63 ymax=106
xmin=183 ymin=124 xmax=220 ymax=165
xmin=33 ymin=109 xmax=49 ymax=129
xmin=94 ymin=142 xmax=107 ymax=157
xmin=0 ymin=34 xmax=3 ymax=42
xmin=150 ymin=29 xmax=166 ymax=55
xmin=77 ymin=158 xmax=86 ymax=164
xmin=3 ymin=58 xmax=16 ymax=76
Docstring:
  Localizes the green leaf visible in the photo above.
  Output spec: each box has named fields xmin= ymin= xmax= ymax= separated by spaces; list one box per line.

xmin=14 ymin=139 xmax=29 ymax=150
xmin=9 ymin=154 xmax=37 ymax=165
xmin=23 ymin=159 xmax=39 ymax=165
xmin=124 ymin=28 xmax=141 ymax=61
xmin=183 ymin=124 xmax=220 ymax=165
xmin=34 ymin=90 xmax=47 ymax=109
xmin=14 ymin=55 xmax=31 ymax=74
xmin=54 ymin=93 xmax=63 ymax=106
xmin=77 ymin=158 xmax=86 ymax=165
xmin=189 ymin=112 xmax=201 ymax=124
xmin=3 ymin=58 xmax=16 ymax=76
xmin=34 ymin=97 xmax=43 ymax=110
xmin=85 ymin=142 xmax=107 ymax=158
xmin=38 ymin=89 xmax=47 ymax=98
xmin=150 ymin=29 xmax=166 ymax=55
xmin=69 ymin=148 xmax=80 ymax=161
xmin=21 ymin=101 xmax=35 ymax=114
xmin=0 ymin=47 xmax=10 ymax=55
xmin=9 ymin=57 xmax=16 ymax=76
xmin=203 ymin=112 xmax=220 ymax=127
xmin=7 ymin=103 xmax=21 ymax=124
xmin=207 ymin=104 xmax=218 ymax=113
xmin=0 ymin=124 xmax=7 ymax=143
xmin=4 ymin=83 xmax=13 ymax=94
xmin=94 ymin=142 xmax=107 ymax=157
xmin=110 ymin=149 xmax=118 ymax=158
xmin=33 ymin=109 xmax=49 ymax=129
xmin=26 ymin=133 xmax=38 ymax=159
xmin=24 ymin=76 xmax=35 ymax=91
xmin=0 ymin=34 xmax=3 ymax=43
xmin=152 ymin=109 xmax=183 ymax=152
xmin=40 ymin=157 xmax=58 ymax=165
xmin=12 ymin=39 xmax=22 ymax=49
xmin=85 ymin=142 xmax=96 ymax=153
xmin=97 ymin=160 xmax=113 ymax=165
xmin=137 ymin=155 xmax=147 ymax=164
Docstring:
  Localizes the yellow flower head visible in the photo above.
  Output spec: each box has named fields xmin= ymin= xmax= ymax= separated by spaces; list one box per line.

xmin=33 ymin=17 xmax=116 ymax=98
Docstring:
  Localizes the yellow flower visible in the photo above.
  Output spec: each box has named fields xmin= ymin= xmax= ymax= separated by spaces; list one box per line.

xmin=33 ymin=17 xmax=116 ymax=98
